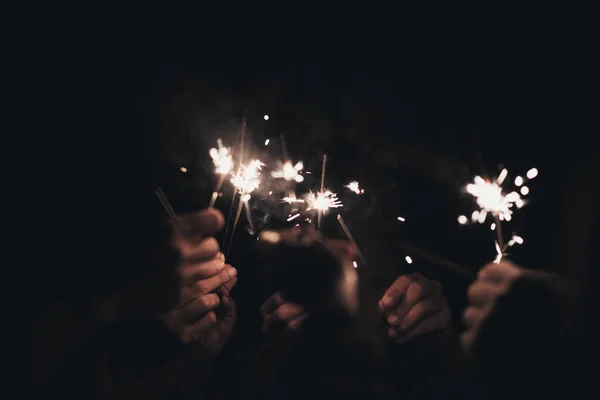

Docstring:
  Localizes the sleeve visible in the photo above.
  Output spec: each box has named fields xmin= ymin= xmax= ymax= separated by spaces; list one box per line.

xmin=471 ymin=270 xmax=585 ymax=398
xmin=44 ymin=317 xmax=216 ymax=400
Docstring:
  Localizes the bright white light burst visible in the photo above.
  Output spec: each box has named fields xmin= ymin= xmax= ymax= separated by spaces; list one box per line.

xmin=465 ymin=171 xmax=523 ymax=223
xmin=272 ymin=160 xmax=304 ymax=182
xmin=230 ymin=159 xmax=264 ymax=197
xmin=344 ymin=181 xmax=364 ymax=194
xmin=209 ymin=139 xmax=234 ymax=175
xmin=306 ymin=190 xmax=342 ymax=212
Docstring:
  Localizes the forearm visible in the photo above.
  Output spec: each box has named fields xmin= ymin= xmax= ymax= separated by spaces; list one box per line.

xmin=473 ymin=271 xmax=585 ymax=396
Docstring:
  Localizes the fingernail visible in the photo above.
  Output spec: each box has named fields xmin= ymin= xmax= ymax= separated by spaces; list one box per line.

xmin=228 ymin=267 xmax=238 ymax=277
xmin=382 ymin=295 xmax=393 ymax=307
xmin=218 ymin=252 xmax=225 ymax=261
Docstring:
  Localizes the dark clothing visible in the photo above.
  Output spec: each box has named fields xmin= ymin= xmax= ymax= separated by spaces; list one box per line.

xmin=43 ymin=317 xmax=213 ymax=400
xmin=472 ymin=270 xmax=585 ymax=399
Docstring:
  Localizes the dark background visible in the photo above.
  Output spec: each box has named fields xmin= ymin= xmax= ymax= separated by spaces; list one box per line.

xmin=14 ymin=13 xmax=599 ymax=391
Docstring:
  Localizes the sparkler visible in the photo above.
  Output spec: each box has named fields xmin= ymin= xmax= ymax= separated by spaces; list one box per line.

xmin=337 ymin=214 xmax=369 ymax=269
xmin=154 ymin=187 xmax=176 ymax=217
xmin=208 ymin=139 xmax=234 ymax=208
xmin=306 ymin=190 xmax=343 ymax=212
xmin=271 ymin=160 xmax=304 ymax=182
xmin=458 ymin=167 xmax=537 ymax=263
xmin=226 ymin=159 xmax=265 ymax=256
xmin=344 ymin=181 xmax=364 ymax=195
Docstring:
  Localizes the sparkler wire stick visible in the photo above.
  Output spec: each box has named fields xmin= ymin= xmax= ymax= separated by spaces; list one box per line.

xmin=225 ymin=199 xmax=245 ymax=258
xmin=395 ymin=242 xmax=474 ymax=279
xmin=337 ymin=215 xmax=370 ymax=269
xmin=318 ymin=154 xmax=327 ymax=230
xmin=223 ymin=114 xmax=247 ymax=250
xmin=280 ymin=133 xmax=288 ymax=162
xmin=493 ymin=215 xmax=505 ymax=250
xmin=155 ymin=187 xmax=176 ymax=217
xmin=208 ymin=174 xmax=226 ymax=209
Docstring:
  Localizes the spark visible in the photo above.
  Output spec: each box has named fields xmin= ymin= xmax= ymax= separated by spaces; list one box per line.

xmin=465 ymin=171 xmax=522 ymax=223
xmin=272 ymin=160 xmax=304 ymax=182
xmin=494 ymin=234 xmax=525 ymax=264
xmin=405 ymin=256 xmax=413 ymax=264
xmin=352 ymin=261 xmax=358 ymax=268
xmin=461 ymin=167 xmax=537 ymax=263
xmin=263 ymin=115 xmax=269 ymax=121
xmin=287 ymin=213 xmax=301 ymax=222
xmin=514 ymin=176 xmax=524 ymax=186
xmin=397 ymin=216 xmax=406 ymax=222
xmin=344 ymin=181 xmax=364 ymax=195
xmin=265 ymin=139 xmax=270 ymax=146
xmin=306 ymin=190 xmax=342 ymax=212
xmin=230 ymin=159 xmax=264 ymax=199
xmin=180 ymin=167 xmax=187 ymax=173
xmin=209 ymin=139 xmax=234 ymax=175
xmin=282 ymin=197 xmax=305 ymax=204
xmin=526 ymin=168 xmax=538 ymax=179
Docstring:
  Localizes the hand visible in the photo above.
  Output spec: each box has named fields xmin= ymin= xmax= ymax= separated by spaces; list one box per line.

xmin=163 ymin=208 xmax=238 ymax=355
xmin=379 ymin=273 xmax=451 ymax=343
xmin=461 ymin=261 xmax=523 ymax=354
xmin=260 ymin=292 xmax=307 ymax=335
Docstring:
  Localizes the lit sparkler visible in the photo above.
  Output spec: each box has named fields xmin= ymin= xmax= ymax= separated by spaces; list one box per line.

xmin=208 ymin=139 xmax=234 ymax=208
xmin=344 ymin=181 xmax=364 ymax=195
xmin=229 ymin=159 xmax=265 ymax=237
xmin=271 ymin=160 xmax=304 ymax=182
xmin=458 ymin=167 xmax=537 ymax=263
xmin=306 ymin=190 xmax=343 ymax=212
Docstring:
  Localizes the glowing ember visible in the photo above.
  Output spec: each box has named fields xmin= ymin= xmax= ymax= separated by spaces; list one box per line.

xmin=272 ymin=160 xmax=304 ymax=182
xmin=209 ymin=139 xmax=234 ymax=175
xmin=344 ymin=181 xmax=364 ymax=195
xmin=230 ymin=159 xmax=264 ymax=197
xmin=465 ymin=172 xmax=522 ymax=223
xmin=306 ymin=190 xmax=342 ymax=212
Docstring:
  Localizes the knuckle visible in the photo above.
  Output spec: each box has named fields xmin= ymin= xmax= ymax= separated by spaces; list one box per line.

xmin=206 ymin=311 xmax=217 ymax=324
xmin=409 ymin=281 xmax=423 ymax=299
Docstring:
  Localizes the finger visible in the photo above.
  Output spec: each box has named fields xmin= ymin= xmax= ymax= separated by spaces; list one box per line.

xmin=213 ymin=251 xmax=225 ymax=262
xmin=381 ymin=273 xmax=426 ymax=309
xmin=396 ymin=308 xmax=452 ymax=343
xmin=180 ymin=311 xmax=218 ymax=344
xmin=217 ymin=277 xmax=238 ymax=297
xmin=287 ymin=314 xmax=308 ymax=331
xmin=467 ymin=281 xmax=502 ymax=306
xmin=462 ymin=305 xmax=488 ymax=328
xmin=179 ymin=259 xmax=227 ymax=285
xmin=460 ymin=330 xmax=475 ymax=355
xmin=272 ymin=303 xmax=306 ymax=324
xmin=191 ymin=266 xmax=238 ymax=294
xmin=260 ymin=292 xmax=285 ymax=317
xmin=179 ymin=293 xmax=220 ymax=323
xmin=177 ymin=237 xmax=221 ymax=262
xmin=172 ymin=208 xmax=225 ymax=238
xmin=388 ymin=278 xmax=437 ymax=322
xmin=478 ymin=261 xmax=521 ymax=283
xmin=203 ymin=303 xmax=237 ymax=355
xmin=398 ymin=297 xmax=445 ymax=332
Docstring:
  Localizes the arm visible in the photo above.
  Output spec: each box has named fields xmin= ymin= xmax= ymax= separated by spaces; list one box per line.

xmin=465 ymin=264 xmax=585 ymax=398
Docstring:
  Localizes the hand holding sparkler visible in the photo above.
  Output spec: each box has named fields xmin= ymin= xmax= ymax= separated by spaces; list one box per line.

xmin=163 ymin=208 xmax=238 ymax=355
xmin=379 ymin=273 xmax=452 ymax=343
